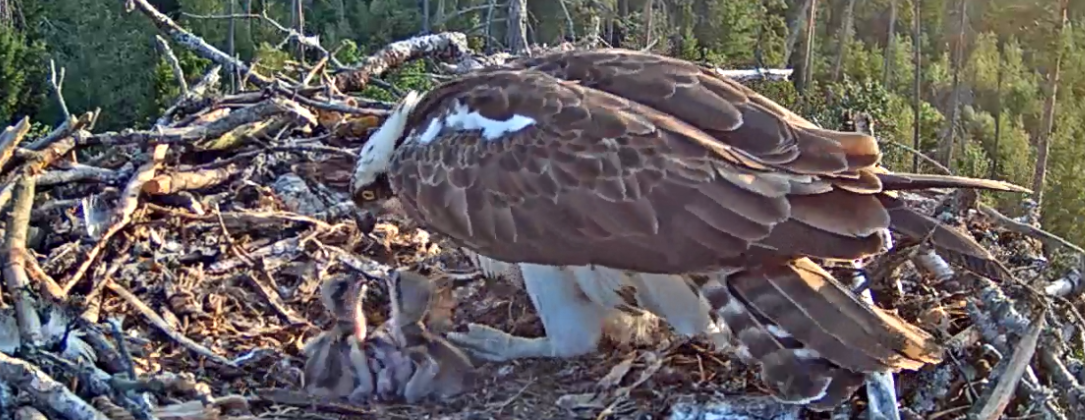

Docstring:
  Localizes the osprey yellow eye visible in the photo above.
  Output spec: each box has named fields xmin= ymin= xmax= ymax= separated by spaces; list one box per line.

xmin=361 ymin=190 xmax=377 ymax=201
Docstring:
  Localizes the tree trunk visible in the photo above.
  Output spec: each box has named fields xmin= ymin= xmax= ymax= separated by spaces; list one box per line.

xmin=911 ymin=0 xmax=922 ymax=172
xmin=990 ymin=43 xmax=1003 ymax=179
xmin=798 ymin=0 xmax=818 ymax=93
xmin=228 ymin=0 xmax=237 ymax=92
xmin=831 ymin=0 xmax=856 ymax=81
xmin=292 ymin=0 xmax=305 ymax=62
xmin=0 ymin=0 xmax=11 ymax=29
xmin=506 ymin=0 xmax=529 ymax=55
xmin=783 ymin=0 xmax=812 ymax=65
xmin=421 ymin=0 xmax=430 ymax=33
xmin=881 ymin=0 xmax=897 ymax=87
xmin=1030 ymin=0 xmax=1069 ymax=209
xmin=937 ymin=0 xmax=968 ymax=169
xmin=643 ymin=0 xmax=655 ymax=49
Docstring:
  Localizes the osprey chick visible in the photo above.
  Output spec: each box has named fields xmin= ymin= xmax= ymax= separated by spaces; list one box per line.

xmin=349 ymin=48 xmax=1029 ymax=410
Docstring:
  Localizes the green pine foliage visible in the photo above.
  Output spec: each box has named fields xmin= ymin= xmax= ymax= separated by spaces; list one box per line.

xmin=2 ymin=0 xmax=1084 ymax=249
xmin=0 ymin=27 xmax=47 ymax=125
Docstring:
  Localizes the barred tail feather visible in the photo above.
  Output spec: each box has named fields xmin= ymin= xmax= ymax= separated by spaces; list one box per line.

xmin=701 ymin=259 xmax=942 ymax=410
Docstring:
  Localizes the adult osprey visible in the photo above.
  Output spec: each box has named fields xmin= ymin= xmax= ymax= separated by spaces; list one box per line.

xmin=349 ymin=48 xmax=1028 ymax=410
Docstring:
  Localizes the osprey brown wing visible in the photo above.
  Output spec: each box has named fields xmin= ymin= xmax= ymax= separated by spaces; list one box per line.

xmin=496 ymin=48 xmax=1029 ymax=281
xmin=499 ymin=48 xmax=883 ymax=179
xmin=389 ymin=70 xmax=891 ymax=274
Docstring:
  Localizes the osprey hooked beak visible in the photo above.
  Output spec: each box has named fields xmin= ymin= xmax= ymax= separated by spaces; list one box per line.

xmin=351 ymin=90 xmax=423 ymax=234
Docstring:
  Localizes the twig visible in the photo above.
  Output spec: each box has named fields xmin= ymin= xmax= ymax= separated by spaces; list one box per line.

xmin=154 ymin=35 xmax=188 ymax=96
xmin=966 ymin=277 xmax=1064 ymax=418
xmin=0 ymin=352 xmax=111 ymax=420
xmin=49 ymin=59 xmax=71 ymax=121
xmin=105 ymin=280 xmax=238 ymax=367
xmin=1045 ymin=268 xmax=1083 ymax=298
xmin=3 ymin=175 xmax=43 ymax=348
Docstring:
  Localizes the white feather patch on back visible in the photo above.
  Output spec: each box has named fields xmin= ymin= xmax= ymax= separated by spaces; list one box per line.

xmin=417 ymin=100 xmax=536 ymax=144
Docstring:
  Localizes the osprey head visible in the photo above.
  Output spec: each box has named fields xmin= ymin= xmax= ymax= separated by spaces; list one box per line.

xmin=350 ymin=90 xmax=423 ymax=232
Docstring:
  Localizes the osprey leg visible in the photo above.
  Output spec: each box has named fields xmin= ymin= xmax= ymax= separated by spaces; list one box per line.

xmin=446 ymin=263 xmax=611 ymax=361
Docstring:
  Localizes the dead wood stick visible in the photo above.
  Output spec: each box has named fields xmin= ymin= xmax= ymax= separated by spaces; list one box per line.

xmin=23 ymin=110 xmax=98 ymax=151
xmin=141 ymin=164 xmax=238 ymax=195
xmin=206 ymin=236 xmax=302 ymax=275
xmin=37 ymin=163 xmax=131 ymax=187
xmin=285 ymin=91 xmax=390 ymax=116
xmin=82 ymin=97 xmax=315 ymax=147
xmin=154 ymin=35 xmax=188 ymax=96
xmin=334 ymin=32 xmax=476 ymax=92
xmin=2 ymin=175 xmax=43 ymax=347
xmin=0 ymin=116 xmax=31 ymax=171
xmin=970 ymin=310 xmax=1046 ymax=420
xmin=23 ymin=248 xmax=63 ymax=301
xmin=49 ymin=59 xmax=71 ymax=121
xmin=212 ymin=205 xmax=310 ymax=326
xmin=124 ymin=0 xmax=273 ymax=86
xmin=977 ymin=203 xmax=1085 ymax=255
xmin=145 ymin=203 xmax=333 ymax=231
xmin=0 ymin=351 xmax=111 ymax=420
xmin=104 ymin=280 xmax=237 ymax=367
xmin=59 ymin=145 xmax=168 ymax=297
xmin=1038 ymin=333 xmax=1085 ymax=412
xmin=966 ymin=278 xmax=1064 ymax=418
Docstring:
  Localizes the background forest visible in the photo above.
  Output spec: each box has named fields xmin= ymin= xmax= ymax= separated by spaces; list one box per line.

xmin=0 ymin=0 xmax=1076 ymax=246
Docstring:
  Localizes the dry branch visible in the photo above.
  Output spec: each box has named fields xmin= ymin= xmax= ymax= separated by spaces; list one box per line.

xmin=0 ymin=116 xmax=31 ymax=171
xmin=105 ymin=280 xmax=237 ymax=368
xmin=971 ymin=311 xmax=1045 ymax=420
xmin=2 ymin=176 xmax=42 ymax=347
xmin=0 ymin=351 xmax=111 ymax=420
xmin=334 ymin=32 xmax=476 ymax=92
xmin=125 ymin=0 xmax=273 ymax=86
xmin=142 ymin=165 xmax=238 ymax=196
xmin=82 ymin=98 xmax=316 ymax=148
xmin=155 ymin=35 xmax=188 ymax=96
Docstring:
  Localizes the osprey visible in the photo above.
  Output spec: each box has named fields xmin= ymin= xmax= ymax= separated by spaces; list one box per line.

xmin=349 ymin=48 xmax=1029 ymax=410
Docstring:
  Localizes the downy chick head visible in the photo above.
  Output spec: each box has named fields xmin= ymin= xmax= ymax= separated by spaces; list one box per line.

xmin=386 ymin=269 xmax=435 ymax=335
xmin=318 ymin=274 xmax=368 ymax=339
